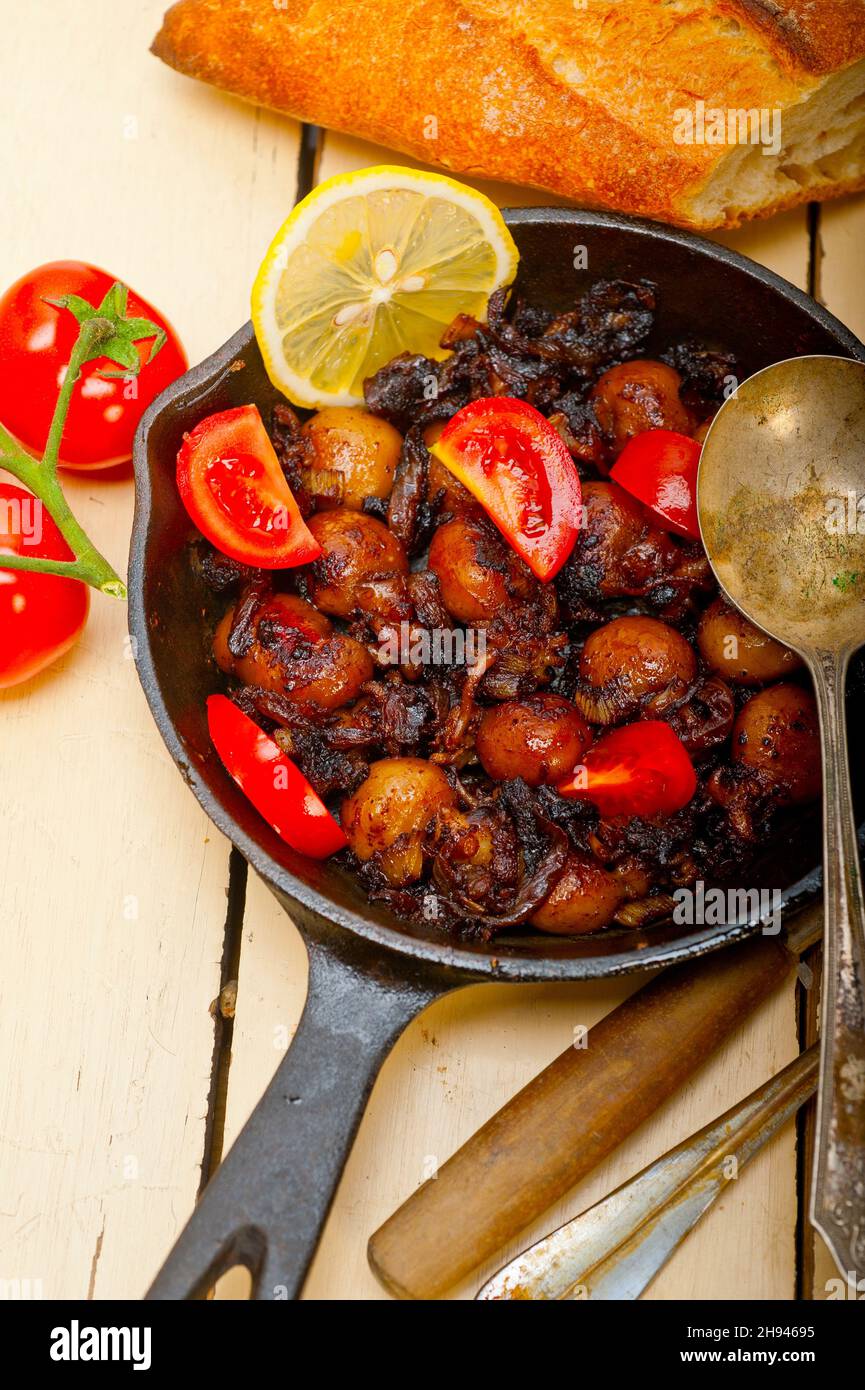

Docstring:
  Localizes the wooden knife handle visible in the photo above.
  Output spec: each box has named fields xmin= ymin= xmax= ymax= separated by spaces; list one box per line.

xmin=368 ymin=933 xmax=793 ymax=1299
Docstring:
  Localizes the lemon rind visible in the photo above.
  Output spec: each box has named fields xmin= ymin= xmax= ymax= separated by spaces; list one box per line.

xmin=251 ymin=166 xmax=519 ymax=410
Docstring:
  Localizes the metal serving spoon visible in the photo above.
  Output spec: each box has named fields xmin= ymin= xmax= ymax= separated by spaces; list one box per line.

xmin=697 ymin=355 xmax=865 ymax=1283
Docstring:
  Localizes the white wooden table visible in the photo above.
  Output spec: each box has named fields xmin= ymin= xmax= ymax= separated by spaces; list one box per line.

xmin=1 ymin=0 xmax=862 ymax=1301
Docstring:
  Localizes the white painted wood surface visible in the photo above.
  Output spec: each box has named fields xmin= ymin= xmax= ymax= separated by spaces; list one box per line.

xmin=2 ymin=0 xmax=863 ymax=1302
xmin=0 ymin=0 xmax=301 ymax=1300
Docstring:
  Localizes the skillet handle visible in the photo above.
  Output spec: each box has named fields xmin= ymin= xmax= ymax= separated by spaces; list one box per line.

xmin=146 ymin=922 xmax=458 ymax=1300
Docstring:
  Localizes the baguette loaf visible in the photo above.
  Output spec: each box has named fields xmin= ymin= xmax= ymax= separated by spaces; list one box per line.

xmin=152 ymin=0 xmax=865 ymax=229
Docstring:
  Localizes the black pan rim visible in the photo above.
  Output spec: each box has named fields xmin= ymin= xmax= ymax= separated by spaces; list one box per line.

xmin=129 ymin=206 xmax=865 ymax=981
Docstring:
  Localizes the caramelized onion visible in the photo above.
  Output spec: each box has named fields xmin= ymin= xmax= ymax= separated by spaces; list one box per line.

xmin=475 ymin=820 xmax=569 ymax=931
xmin=613 ymin=893 xmax=678 ymax=928
xmin=300 ymin=465 xmax=346 ymax=504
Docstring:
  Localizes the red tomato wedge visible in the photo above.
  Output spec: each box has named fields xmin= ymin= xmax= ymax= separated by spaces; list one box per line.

xmin=177 ymin=405 xmax=320 ymax=569
xmin=431 ymin=397 xmax=582 ymax=580
xmin=0 ymin=482 xmax=89 ymax=688
xmin=207 ymin=695 xmax=347 ymax=857
xmin=610 ymin=429 xmax=702 ymax=540
xmin=557 ymin=720 xmax=696 ymax=818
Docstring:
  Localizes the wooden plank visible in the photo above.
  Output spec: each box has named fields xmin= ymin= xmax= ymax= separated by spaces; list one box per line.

xmin=0 ymin=0 xmax=300 ymax=1298
xmin=817 ymin=194 xmax=865 ymax=342
xmin=314 ymin=133 xmax=572 ymax=211
xmin=2 ymin=2 xmax=833 ymax=1294
xmin=214 ymin=128 xmax=804 ymax=1300
xmin=0 ymin=560 xmax=229 ymax=1300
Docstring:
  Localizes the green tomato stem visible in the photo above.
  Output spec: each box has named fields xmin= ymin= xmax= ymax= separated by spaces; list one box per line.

xmin=42 ymin=317 xmax=113 ymax=474
xmin=0 ymin=315 xmax=128 ymax=598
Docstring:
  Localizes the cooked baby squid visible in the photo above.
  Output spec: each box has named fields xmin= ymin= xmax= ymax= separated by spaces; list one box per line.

xmin=430 ymin=804 xmax=523 ymax=914
xmin=580 ymin=615 xmax=697 ymax=706
xmin=213 ymin=592 xmax=372 ymax=710
xmin=426 ymin=452 xmax=479 ymax=519
xmin=531 ymin=853 xmax=626 ymax=935
xmin=341 ymin=757 xmax=458 ymax=886
xmin=732 ymin=682 xmax=821 ymax=804
xmin=301 ymin=406 xmax=403 ymax=509
xmin=697 ymin=596 xmax=801 ymax=685
xmin=423 ymin=422 xmax=482 ymax=519
xmin=307 ymin=508 xmax=409 ymax=620
xmin=428 ymin=515 xmax=538 ymax=624
xmin=590 ymin=359 xmax=691 ymax=455
xmin=569 ymin=481 xmax=681 ymax=597
xmin=475 ymin=694 xmax=591 ymax=787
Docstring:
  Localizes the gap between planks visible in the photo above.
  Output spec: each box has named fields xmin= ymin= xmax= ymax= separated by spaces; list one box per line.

xmin=198 ymin=849 xmax=249 ymax=1194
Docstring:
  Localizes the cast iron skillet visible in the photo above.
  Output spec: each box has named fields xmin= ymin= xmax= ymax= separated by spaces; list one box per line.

xmin=130 ymin=208 xmax=865 ymax=1300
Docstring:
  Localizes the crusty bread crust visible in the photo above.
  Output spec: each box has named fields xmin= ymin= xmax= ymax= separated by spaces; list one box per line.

xmin=151 ymin=0 xmax=865 ymax=229
xmin=728 ymin=0 xmax=865 ymax=74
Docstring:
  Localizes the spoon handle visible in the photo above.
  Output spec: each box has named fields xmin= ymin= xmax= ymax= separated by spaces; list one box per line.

xmin=810 ymin=651 xmax=865 ymax=1286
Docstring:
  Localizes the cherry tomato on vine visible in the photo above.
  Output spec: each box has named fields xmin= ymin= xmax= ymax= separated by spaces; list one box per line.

xmin=177 ymin=405 xmax=320 ymax=569
xmin=0 ymin=261 xmax=186 ymax=471
xmin=0 ymin=482 xmax=89 ymax=688
xmin=431 ymin=396 xmax=582 ymax=581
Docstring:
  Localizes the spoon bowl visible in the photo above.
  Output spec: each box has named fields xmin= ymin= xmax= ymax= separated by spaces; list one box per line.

xmin=699 ymin=356 xmax=865 ymax=653
xmin=698 ymin=355 xmax=865 ymax=1286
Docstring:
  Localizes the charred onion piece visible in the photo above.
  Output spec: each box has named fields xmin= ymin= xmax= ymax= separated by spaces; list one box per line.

xmin=226 ymin=571 xmax=272 ymax=659
xmin=664 ymin=675 xmax=735 ymax=754
xmin=387 ymin=426 xmax=431 ymax=554
xmin=474 ymin=819 xmax=570 ymax=932
xmin=613 ymin=893 xmax=679 ymax=928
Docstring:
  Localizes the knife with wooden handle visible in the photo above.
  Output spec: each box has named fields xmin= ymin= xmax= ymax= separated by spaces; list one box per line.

xmin=368 ymin=905 xmax=822 ymax=1300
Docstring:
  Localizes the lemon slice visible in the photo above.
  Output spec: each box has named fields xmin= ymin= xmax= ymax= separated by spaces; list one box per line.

xmin=252 ymin=165 xmax=519 ymax=409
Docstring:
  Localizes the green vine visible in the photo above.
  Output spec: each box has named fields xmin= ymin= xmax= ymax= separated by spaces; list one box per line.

xmin=0 ymin=283 xmax=167 ymax=598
